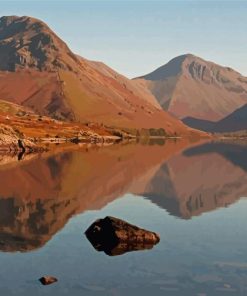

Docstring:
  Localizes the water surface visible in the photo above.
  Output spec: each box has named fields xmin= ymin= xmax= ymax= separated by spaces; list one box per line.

xmin=0 ymin=140 xmax=247 ymax=295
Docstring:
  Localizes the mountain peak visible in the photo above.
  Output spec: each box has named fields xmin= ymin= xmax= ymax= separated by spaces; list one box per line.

xmin=136 ymin=53 xmax=202 ymax=81
xmin=0 ymin=15 xmax=79 ymax=71
xmin=0 ymin=15 xmax=29 ymax=26
xmin=0 ymin=15 xmax=47 ymax=35
xmin=135 ymin=54 xmax=247 ymax=122
xmin=0 ymin=15 xmax=38 ymax=22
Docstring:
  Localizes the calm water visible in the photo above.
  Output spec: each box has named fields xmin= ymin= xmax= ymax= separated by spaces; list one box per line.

xmin=0 ymin=140 xmax=247 ymax=295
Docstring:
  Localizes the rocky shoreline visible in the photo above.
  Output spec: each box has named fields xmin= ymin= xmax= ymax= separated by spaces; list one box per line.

xmin=0 ymin=124 xmax=45 ymax=152
xmin=0 ymin=122 xmax=123 ymax=154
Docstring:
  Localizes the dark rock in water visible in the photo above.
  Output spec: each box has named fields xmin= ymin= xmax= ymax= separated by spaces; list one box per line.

xmin=85 ymin=216 xmax=160 ymax=256
xmin=39 ymin=276 xmax=58 ymax=285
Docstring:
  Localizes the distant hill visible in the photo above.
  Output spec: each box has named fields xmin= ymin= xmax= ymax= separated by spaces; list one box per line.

xmin=0 ymin=15 xmax=202 ymax=136
xmin=183 ymin=104 xmax=247 ymax=133
xmin=135 ymin=54 xmax=247 ymax=123
xmin=213 ymin=104 xmax=247 ymax=132
xmin=182 ymin=117 xmax=216 ymax=132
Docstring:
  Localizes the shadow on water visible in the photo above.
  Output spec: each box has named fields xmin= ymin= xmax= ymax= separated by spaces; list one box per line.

xmin=0 ymin=139 xmax=247 ymax=252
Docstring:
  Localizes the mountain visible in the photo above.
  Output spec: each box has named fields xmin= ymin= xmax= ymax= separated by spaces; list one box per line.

xmin=213 ymin=104 xmax=247 ymax=132
xmin=135 ymin=54 xmax=247 ymax=123
xmin=184 ymin=103 xmax=247 ymax=132
xmin=0 ymin=16 xmax=201 ymax=136
xmin=182 ymin=117 xmax=216 ymax=132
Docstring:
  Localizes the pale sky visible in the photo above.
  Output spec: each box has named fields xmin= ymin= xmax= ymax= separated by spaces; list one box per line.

xmin=1 ymin=1 xmax=247 ymax=78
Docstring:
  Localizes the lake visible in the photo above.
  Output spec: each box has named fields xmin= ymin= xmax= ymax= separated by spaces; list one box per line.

xmin=0 ymin=139 xmax=247 ymax=295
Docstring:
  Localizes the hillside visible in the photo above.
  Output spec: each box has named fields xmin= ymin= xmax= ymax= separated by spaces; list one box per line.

xmin=0 ymin=15 xmax=202 ymax=136
xmin=184 ymin=104 xmax=247 ymax=133
xmin=211 ymin=103 xmax=247 ymax=132
xmin=0 ymin=99 xmax=124 ymax=151
xmin=135 ymin=54 xmax=247 ymax=123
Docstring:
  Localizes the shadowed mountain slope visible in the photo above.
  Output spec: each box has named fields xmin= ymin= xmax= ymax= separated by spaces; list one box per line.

xmin=183 ymin=104 xmax=247 ymax=132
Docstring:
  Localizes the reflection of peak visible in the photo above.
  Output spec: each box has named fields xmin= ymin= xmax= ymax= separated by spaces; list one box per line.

xmin=142 ymin=142 xmax=247 ymax=219
xmin=142 ymin=164 xmax=182 ymax=218
xmin=0 ymin=140 xmax=191 ymax=252
xmin=1 ymin=140 xmax=246 ymax=252
xmin=183 ymin=142 xmax=247 ymax=173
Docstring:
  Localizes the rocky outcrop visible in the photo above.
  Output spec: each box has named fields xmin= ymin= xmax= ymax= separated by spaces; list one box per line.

xmin=0 ymin=15 xmax=78 ymax=72
xmin=0 ymin=123 xmax=43 ymax=152
xmin=85 ymin=216 xmax=160 ymax=256
xmin=39 ymin=276 xmax=57 ymax=286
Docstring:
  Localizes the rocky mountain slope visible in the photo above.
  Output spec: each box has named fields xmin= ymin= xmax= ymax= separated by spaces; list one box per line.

xmin=0 ymin=15 xmax=201 ymax=136
xmin=135 ymin=54 xmax=247 ymax=125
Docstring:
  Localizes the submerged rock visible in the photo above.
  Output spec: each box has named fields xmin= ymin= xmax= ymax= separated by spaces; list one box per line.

xmin=39 ymin=276 xmax=58 ymax=286
xmin=85 ymin=216 xmax=160 ymax=256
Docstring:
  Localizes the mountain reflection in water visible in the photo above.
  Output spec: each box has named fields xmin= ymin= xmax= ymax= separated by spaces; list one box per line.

xmin=0 ymin=140 xmax=247 ymax=252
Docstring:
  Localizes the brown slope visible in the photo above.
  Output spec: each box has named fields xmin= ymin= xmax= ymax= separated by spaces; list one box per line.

xmin=85 ymin=59 xmax=161 ymax=109
xmin=135 ymin=54 xmax=247 ymax=122
xmin=0 ymin=16 xmax=202 ymax=136
xmin=0 ymin=99 xmax=119 ymax=149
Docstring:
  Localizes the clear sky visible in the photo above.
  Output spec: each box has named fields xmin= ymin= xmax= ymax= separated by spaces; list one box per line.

xmin=0 ymin=1 xmax=246 ymax=78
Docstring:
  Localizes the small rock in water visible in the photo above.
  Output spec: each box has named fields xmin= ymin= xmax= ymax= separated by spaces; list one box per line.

xmin=39 ymin=276 xmax=58 ymax=286
xmin=85 ymin=216 xmax=160 ymax=256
